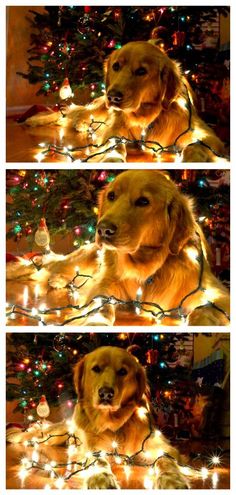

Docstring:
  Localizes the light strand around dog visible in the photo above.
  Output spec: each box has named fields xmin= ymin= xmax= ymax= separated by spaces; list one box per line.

xmin=16 ymin=411 xmax=221 ymax=489
xmin=6 ymin=236 xmax=230 ymax=326
xmin=34 ymin=88 xmax=228 ymax=163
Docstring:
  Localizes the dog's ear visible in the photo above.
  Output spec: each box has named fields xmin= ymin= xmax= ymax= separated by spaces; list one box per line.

xmin=73 ymin=358 xmax=85 ymax=398
xmin=168 ymin=195 xmax=195 ymax=255
xmin=135 ymin=365 xmax=148 ymax=404
xmin=161 ymin=62 xmax=181 ymax=110
xmin=97 ymin=187 xmax=108 ymax=218
xmin=103 ymin=55 xmax=111 ymax=88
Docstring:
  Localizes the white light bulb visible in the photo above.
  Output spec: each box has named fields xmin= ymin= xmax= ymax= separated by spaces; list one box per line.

xmin=32 ymin=450 xmax=39 ymax=463
xmin=212 ymin=472 xmax=219 ymax=488
xmin=136 ymin=287 xmax=143 ymax=299
xmin=39 ymin=303 xmax=47 ymax=312
xmin=35 ymin=152 xmax=44 ymax=163
xmin=144 ymin=476 xmax=154 ymax=489
xmin=18 ymin=467 xmax=28 ymax=481
xmin=137 ymin=407 xmax=147 ymax=420
xmin=201 ymin=467 xmax=209 ymax=480
xmin=54 ymin=477 xmax=65 ymax=489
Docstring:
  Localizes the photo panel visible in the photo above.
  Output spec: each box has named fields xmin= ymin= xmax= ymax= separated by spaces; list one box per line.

xmin=6 ymin=331 xmax=230 ymax=489
xmin=6 ymin=5 xmax=230 ymax=163
xmin=6 ymin=168 xmax=230 ymax=327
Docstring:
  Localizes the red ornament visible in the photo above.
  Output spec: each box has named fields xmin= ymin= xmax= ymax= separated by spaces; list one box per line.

xmin=172 ymin=31 xmax=186 ymax=47
xmin=108 ymin=40 xmax=116 ymax=49
xmin=146 ymin=349 xmax=159 ymax=364
xmin=98 ymin=171 xmax=108 ymax=181
xmin=84 ymin=6 xmax=91 ymax=13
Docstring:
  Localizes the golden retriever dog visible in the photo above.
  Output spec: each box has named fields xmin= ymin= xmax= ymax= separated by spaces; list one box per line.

xmin=25 ymin=41 xmax=227 ymax=163
xmin=7 ymin=346 xmax=190 ymax=488
xmin=7 ymin=170 xmax=230 ymax=326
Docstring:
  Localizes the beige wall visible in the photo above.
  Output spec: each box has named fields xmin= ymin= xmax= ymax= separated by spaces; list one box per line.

xmin=194 ymin=333 xmax=230 ymax=367
xmin=194 ymin=333 xmax=230 ymax=436
xmin=220 ymin=12 xmax=230 ymax=45
xmin=6 ymin=6 xmax=54 ymax=109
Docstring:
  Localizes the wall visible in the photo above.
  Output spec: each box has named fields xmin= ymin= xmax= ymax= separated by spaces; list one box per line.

xmin=6 ymin=6 xmax=54 ymax=109
xmin=194 ymin=333 xmax=230 ymax=436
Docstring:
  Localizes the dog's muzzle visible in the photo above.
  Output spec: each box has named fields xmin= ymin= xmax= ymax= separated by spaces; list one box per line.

xmin=97 ymin=221 xmax=117 ymax=242
xmin=107 ymin=89 xmax=123 ymax=107
xmin=98 ymin=386 xmax=115 ymax=405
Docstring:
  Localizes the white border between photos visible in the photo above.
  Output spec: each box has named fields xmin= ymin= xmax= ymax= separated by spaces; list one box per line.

xmin=1 ymin=0 xmax=234 ymax=493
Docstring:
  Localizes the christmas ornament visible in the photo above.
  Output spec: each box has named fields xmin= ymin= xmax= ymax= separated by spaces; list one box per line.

xmin=53 ymin=334 xmax=67 ymax=352
xmin=36 ymin=395 xmax=50 ymax=419
xmin=59 ymin=77 xmax=74 ymax=101
xmin=146 ymin=349 xmax=159 ymax=364
xmin=150 ymin=26 xmax=170 ymax=51
xmin=172 ymin=31 xmax=186 ymax=47
xmin=34 ymin=218 xmax=50 ymax=253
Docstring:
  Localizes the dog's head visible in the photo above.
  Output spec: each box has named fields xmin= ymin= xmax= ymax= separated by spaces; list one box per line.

xmin=104 ymin=41 xmax=181 ymax=113
xmin=74 ymin=346 xmax=147 ymax=412
xmin=96 ymin=170 xmax=196 ymax=257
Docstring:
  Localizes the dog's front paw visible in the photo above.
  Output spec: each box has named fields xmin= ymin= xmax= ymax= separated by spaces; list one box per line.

xmin=92 ymin=151 xmax=125 ymax=163
xmin=86 ymin=472 xmax=119 ymax=489
xmin=48 ymin=274 xmax=69 ymax=289
xmin=85 ymin=459 xmax=119 ymax=489
xmin=102 ymin=156 xmax=125 ymax=163
xmin=83 ymin=314 xmax=113 ymax=326
xmin=154 ymin=474 xmax=189 ymax=489
xmin=187 ymin=307 xmax=229 ymax=326
xmin=182 ymin=144 xmax=213 ymax=162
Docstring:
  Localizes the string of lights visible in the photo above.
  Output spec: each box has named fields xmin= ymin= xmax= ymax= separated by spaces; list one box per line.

xmin=6 ymin=234 xmax=230 ymax=326
xmin=35 ymin=87 xmax=229 ymax=163
xmin=16 ymin=410 xmax=223 ymax=489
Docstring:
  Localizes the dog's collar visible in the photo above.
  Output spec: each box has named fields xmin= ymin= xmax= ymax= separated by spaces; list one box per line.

xmin=143 ymin=232 xmax=202 ymax=288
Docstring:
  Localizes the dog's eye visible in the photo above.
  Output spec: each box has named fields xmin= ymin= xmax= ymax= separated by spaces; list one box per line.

xmin=112 ymin=62 xmax=120 ymax=72
xmin=135 ymin=196 xmax=150 ymax=207
xmin=117 ymin=367 xmax=128 ymax=376
xmin=107 ymin=191 xmax=115 ymax=201
xmin=134 ymin=67 xmax=147 ymax=76
xmin=92 ymin=365 xmax=101 ymax=373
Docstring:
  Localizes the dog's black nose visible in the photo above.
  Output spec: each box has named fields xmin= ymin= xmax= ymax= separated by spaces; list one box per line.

xmin=97 ymin=221 xmax=117 ymax=238
xmin=107 ymin=90 xmax=123 ymax=104
xmin=99 ymin=386 xmax=114 ymax=401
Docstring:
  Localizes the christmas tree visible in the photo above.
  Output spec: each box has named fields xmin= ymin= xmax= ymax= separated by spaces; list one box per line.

xmin=6 ymin=169 xmax=230 ymax=282
xmin=16 ymin=6 xmax=229 ymax=141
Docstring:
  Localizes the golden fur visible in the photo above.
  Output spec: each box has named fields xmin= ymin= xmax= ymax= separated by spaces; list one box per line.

xmin=25 ymin=41 xmax=226 ymax=163
xmin=7 ymin=170 xmax=230 ymax=326
xmin=7 ymin=346 xmax=189 ymax=488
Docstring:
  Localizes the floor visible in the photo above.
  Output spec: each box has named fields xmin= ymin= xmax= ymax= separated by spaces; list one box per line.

xmin=6 ymin=439 xmax=230 ymax=489
xmin=6 ymin=279 xmax=181 ymax=326
xmin=6 ymin=117 xmax=176 ymax=163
